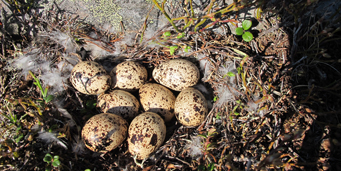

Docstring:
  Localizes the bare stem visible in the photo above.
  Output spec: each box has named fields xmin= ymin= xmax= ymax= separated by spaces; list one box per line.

xmin=152 ymin=0 xmax=182 ymax=33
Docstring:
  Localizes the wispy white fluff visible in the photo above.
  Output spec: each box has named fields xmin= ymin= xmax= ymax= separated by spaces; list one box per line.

xmin=10 ymin=52 xmax=73 ymax=94
xmin=10 ymin=49 xmax=40 ymax=76
xmin=246 ymin=101 xmax=259 ymax=113
xmin=40 ymin=61 xmax=73 ymax=94
xmin=53 ymin=99 xmax=76 ymax=125
xmin=215 ymin=84 xmax=238 ymax=107
xmin=38 ymin=131 xmax=68 ymax=149
xmin=193 ymin=83 xmax=210 ymax=96
xmin=143 ymin=28 xmax=157 ymax=41
xmin=121 ymin=32 xmax=136 ymax=46
xmin=88 ymin=31 xmax=99 ymax=39
xmin=214 ymin=61 xmax=240 ymax=107
xmin=196 ymin=53 xmax=213 ymax=82
xmin=247 ymin=101 xmax=268 ymax=117
xmin=40 ymin=31 xmax=77 ymax=53
xmin=218 ymin=61 xmax=237 ymax=82
xmin=72 ymin=136 xmax=86 ymax=155
xmin=101 ymin=23 xmax=118 ymax=33
xmin=83 ymin=40 xmax=113 ymax=58
xmin=185 ymin=136 xmax=204 ymax=159
xmin=114 ymin=41 xmax=121 ymax=55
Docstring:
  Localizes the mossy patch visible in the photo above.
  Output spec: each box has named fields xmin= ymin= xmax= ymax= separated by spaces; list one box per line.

xmin=87 ymin=0 xmax=123 ymax=31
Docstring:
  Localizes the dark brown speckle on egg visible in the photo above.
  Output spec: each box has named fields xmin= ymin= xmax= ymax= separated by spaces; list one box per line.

xmin=81 ymin=113 xmax=128 ymax=153
xmin=110 ymin=61 xmax=147 ymax=91
xmin=70 ymin=61 xmax=111 ymax=95
xmin=174 ymin=87 xmax=208 ymax=127
xmin=152 ymin=59 xmax=200 ymax=91
xmin=128 ymin=112 xmax=166 ymax=160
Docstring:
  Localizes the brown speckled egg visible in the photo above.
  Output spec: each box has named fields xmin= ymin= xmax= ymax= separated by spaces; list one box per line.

xmin=153 ymin=59 xmax=200 ymax=91
xmin=139 ymin=83 xmax=175 ymax=122
xmin=70 ymin=61 xmax=111 ymax=95
xmin=81 ymin=113 xmax=128 ymax=153
xmin=175 ymin=87 xmax=208 ymax=127
xmin=110 ymin=61 xmax=147 ymax=91
xmin=97 ymin=90 xmax=140 ymax=121
xmin=128 ymin=112 xmax=166 ymax=160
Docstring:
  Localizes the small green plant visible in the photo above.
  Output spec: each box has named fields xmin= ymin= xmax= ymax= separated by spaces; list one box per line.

xmin=235 ymin=20 xmax=254 ymax=42
xmin=198 ymin=163 xmax=216 ymax=171
xmin=169 ymin=45 xmax=178 ymax=55
xmin=197 ymin=128 xmax=218 ymax=168
xmin=215 ymin=112 xmax=221 ymax=120
xmin=29 ymin=71 xmax=54 ymax=103
xmin=43 ymin=153 xmax=61 ymax=171
xmin=231 ymin=99 xmax=243 ymax=116
xmin=213 ymin=96 xmax=218 ymax=102
xmin=223 ymin=71 xmax=236 ymax=78
xmin=154 ymin=31 xmax=191 ymax=55
xmin=1 ymin=99 xmax=27 ymax=126
xmin=80 ymin=99 xmax=97 ymax=114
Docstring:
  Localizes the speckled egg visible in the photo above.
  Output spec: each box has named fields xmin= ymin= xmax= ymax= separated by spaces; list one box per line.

xmin=70 ymin=61 xmax=111 ymax=95
xmin=81 ymin=113 xmax=128 ymax=153
xmin=110 ymin=61 xmax=147 ymax=91
xmin=175 ymin=87 xmax=208 ymax=127
xmin=152 ymin=59 xmax=200 ymax=91
xmin=97 ymin=90 xmax=140 ymax=121
xmin=128 ymin=112 xmax=166 ymax=160
xmin=139 ymin=83 xmax=175 ymax=122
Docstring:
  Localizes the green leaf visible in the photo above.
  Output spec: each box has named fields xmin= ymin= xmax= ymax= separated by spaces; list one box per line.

xmin=43 ymin=153 xmax=52 ymax=163
xmin=206 ymin=143 xmax=212 ymax=149
xmin=213 ymin=96 xmax=218 ymax=102
xmin=237 ymin=67 xmax=242 ymax=74
xmin=183 ymin=45 xmax=191 ymax=52
xmin=207 ymin=163 xmax=215 ymax=171
xmin=86 ymin=100 xmax=97 ymax=109
xmin=229 ymin=115 xmax=233 ymax=120
xmin=15 ymin=134 xmax=23 ymax=143
xmin=43 ymin=87 xmax=48 ymax=97
xmin=52 ymin=159 xmax=60 ymax=167
xmin=242 ymin=20 xmax=252 ymax=30
xmin=242 ymin=31 xmax=254 ymax=42
xmin=169 ymin=46 xmax=178 ymax=55
xmin=198 ymin=134 xmax=207 ymax=138
xmin=227 ymin=72 xmax=236 ymax=77
xmin=163 ymin=31 xmax=171 ymax=37
xmin=215 ymin=112 xmax=221 ymax=119
xmin=44 ymin=95 xmax=54 ymax=103
xmin=85 ymin=169 xmax=91 ymax=171
xmin=223 ymin=71 xmax=236 ymax=78
xmin=176 ymin=33 xmax=185 ymax=39
xmin=235 ymin=27 xmax=244 ymax=35
xmin=53 ymin=155 xmax=59 ymax=160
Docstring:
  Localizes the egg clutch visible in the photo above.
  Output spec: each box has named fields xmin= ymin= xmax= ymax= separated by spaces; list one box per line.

xmin=69 ymin=58 xmax=208 ymax=159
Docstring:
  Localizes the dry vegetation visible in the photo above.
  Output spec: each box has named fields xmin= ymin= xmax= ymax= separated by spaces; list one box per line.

xmin=1 ymin=0 xmax=341 ymax=170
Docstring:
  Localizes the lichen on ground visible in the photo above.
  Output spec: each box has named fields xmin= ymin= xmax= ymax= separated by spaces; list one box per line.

xmin=86 ymin=0 xmax=123 ymax=31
